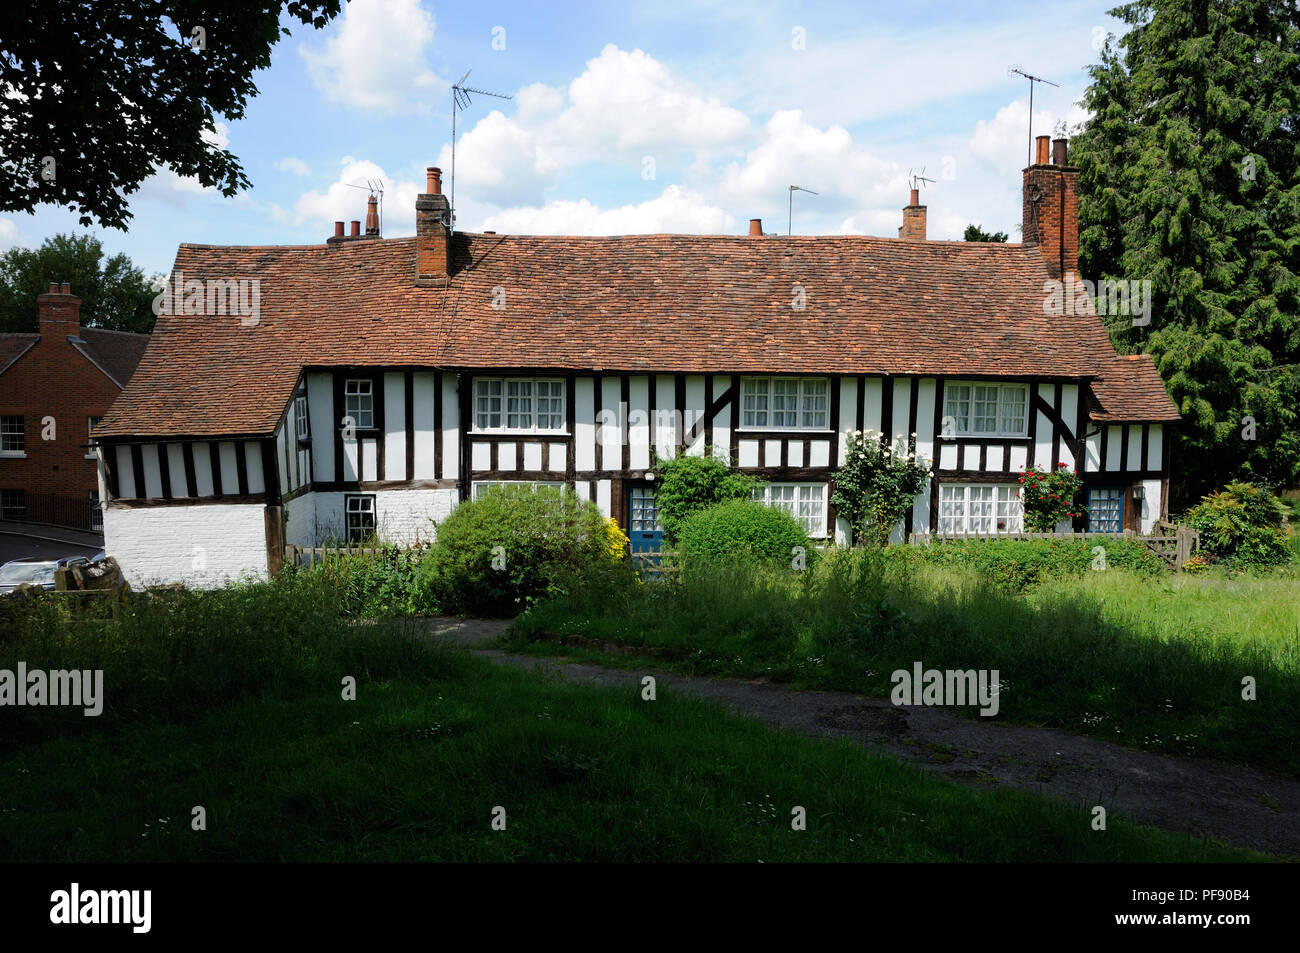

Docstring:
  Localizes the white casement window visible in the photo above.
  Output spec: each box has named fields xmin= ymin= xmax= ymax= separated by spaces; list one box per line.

xmin=344 ymin=494 xmax=376 ymax=544
xmin=474 ymin=378 xmax=564 ymax=433
xmin=472 ymin=480 xmax=565 ymax=501
xmin=937 ymin=484 xmax=1023 ymax=535
xmin=0 ymin=415 xmax=24 ymax=454
xmin=943 ymin=383 xmax=1028 ymax=437
xmin=294 ymin=395 xmax=309 ymax=440
xmin=741 ymin=377 xmax=829 ymax=430
xmin=752 ymin=482 xmax=828 ymax=537
xmin=344 ymin=379 xmax=374 ymax=430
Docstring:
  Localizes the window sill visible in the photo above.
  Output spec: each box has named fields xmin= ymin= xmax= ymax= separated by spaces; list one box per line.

xmin=0 ymin=451 xmax=27 ymax=459
xmin=736 ymin=428 xmax=833 ymax=435
xmin=84 ymin=453 xmax=97 ymax=460
xmin=937 ymin=434 xmax=1029 ymax=441
xmin=471 ymin=431 xmax=571 ymax=438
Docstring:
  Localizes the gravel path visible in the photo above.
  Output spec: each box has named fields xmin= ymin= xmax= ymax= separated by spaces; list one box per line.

xmin=417 ymin=616 xmax=1298 ymax=857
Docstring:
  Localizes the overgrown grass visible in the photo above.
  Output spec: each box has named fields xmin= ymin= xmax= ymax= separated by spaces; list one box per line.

xmin=509 ymin=548 xmax=1300 ymax=776
xmin=0 ymin=578 xmax=1263 ymax=861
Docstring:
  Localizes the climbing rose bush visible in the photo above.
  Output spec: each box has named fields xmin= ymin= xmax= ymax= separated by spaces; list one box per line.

xmin=831 ymin=430 xmax=932 ymax=546
xmin=1019 ymin=463 xmax=1085 ymax=532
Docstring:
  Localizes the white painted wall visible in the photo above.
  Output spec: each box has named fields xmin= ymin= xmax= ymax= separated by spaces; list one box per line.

xmin=286 ymin=489 xmax=459 ymax=548
xmin=104 ymin=502 xmax=268 ymax=589
xmin=1140 ymin=478 xmax=1161 ymax=534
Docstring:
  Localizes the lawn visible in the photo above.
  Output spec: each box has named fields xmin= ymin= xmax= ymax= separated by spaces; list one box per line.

xmin=0 ymin=577 xmax=1261 ymax=862
xmin=507 ymin=547 xmax=1300 ymax=776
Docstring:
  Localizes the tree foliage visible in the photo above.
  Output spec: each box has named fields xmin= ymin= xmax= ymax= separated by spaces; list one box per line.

xmin=0 ymin=234 xmax=158 ymax=333
xmin=653 ymin=453 xmax=759 ymax=543
xmin=1070 ymin=0 xmax=1300 ymax=502
xmin=0 ymin=2 xmax=342 ymax=229
xmin=963 ymin=224 xmax=1009 ymax=242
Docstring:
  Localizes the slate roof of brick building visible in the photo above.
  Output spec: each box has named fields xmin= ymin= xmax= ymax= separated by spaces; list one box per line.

xmin=96 ymin=232 xmax=1179 ymax=438
xmin=0 ymin=327 xmax=149 ymax=386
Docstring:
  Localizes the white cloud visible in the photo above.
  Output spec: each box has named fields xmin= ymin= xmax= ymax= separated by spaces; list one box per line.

xmin=274 ymin=157 xmax=311 ymax=177
xmin=137 ymin=122 xmax=232 ymax=201
xmin=293 ymin=159 xmax=422 ymax=235
xmin=0 ymin=217 xmax=18 ymax=249
xmin=480 ymin=185 xmax=733 ymax=236
xmin=300 ymin=0 xmax=441 ymax=113
xmin=969 ymin=99 xmax=1090 ymax=175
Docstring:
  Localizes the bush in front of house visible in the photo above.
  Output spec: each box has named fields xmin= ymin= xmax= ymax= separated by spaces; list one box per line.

xmin=301 ymin=544 xmax=438 ymax=617
xmin=653 ymin=452 xmax=759 ymax=543
xmin=1183 ymin=482 xmax=1292 ymax=568
xmin=676 ymin=499 xmax=812 ymax=569
xmin=830 ymin=430 xmax=931 ymax=545
xmin=420 ymin=485 xmax=620 ymax=615
xmin=887 ymin=536 xmax=1166 ymax=591
xmin=1018 ymin=463 xmax=1086 ymax=531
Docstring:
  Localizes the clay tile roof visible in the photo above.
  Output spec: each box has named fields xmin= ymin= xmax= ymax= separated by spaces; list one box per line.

xmin=1090 ymin=353 xmax=1180 ymax=422
xmin=0 ymin=333 xmax=38 ymax=376
xmin=76 ymin=328 xmax=151 ymax=388
xmin=95 ymin=232 xmax=1168 ymax=438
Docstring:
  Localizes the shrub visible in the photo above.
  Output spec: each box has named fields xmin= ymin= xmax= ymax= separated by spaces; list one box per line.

xmin=889 ymin=536 xmax=1165 ymax=591
xmin=653 ymin=452 xmax=759 ymax=543
xmin=299 ymin=545 xmax=437 ymax=617
xmin=676 ymin=499 xmax=812 ymax=568
xmin=420 ymin=485 xmax=614 ymax=615
xmin=1018 ymin=463 xmax=1086 ymax=531
xmin=1184 ymin=482 xmax=1291 ymax=568
xmin=831 ymin=430 xmax=931 ymax=545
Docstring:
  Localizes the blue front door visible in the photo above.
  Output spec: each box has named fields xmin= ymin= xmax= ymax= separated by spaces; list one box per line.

xmin=628 ymin=485 xmax=664 ymax=554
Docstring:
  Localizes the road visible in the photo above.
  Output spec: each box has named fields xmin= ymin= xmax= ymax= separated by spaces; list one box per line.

xmin=0 ymin=526 xmax=103 ymax=564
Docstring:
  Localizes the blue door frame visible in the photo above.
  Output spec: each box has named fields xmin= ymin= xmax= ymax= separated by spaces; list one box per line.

xmin=627 ymin=484 xmax=664 ymax=554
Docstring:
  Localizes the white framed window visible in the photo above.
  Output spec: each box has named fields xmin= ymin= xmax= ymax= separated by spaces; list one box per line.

xmin=943 ymin=383 xmax=1028 ymax=437
xmin=86 ymin=416 xmax=102 ymax=459
xmin=344 ymin=494 xmax=376 ymax=544
xmin=472 ymin=480 xmax=565 ymax=500
xmin=1 ymin=415 xmax=24 ymax=454
xmin=740 ymin=377 xmax=829 ymax=430
xmin=937 ymin=483 xmax=1023 ymax=535
xmin=752 ymin=482 xmax=828 ymax=537
xmin=344 ymin=379 xmax=374 ymax=430
xmin=294 ymin=395 xmax=309 ymax=440
xmin=474 ymin=378 xmax=564 ymax=433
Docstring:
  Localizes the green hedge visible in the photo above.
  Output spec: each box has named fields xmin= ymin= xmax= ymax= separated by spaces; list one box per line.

xmin=885 ymin=536 xmax=1166 ymax=591
xmin=676 ymin=499 xmax=812 ymax=568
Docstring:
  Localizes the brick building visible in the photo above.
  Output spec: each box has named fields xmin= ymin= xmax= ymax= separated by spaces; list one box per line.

xmin=0 ymin=283 xmax=149 ymax=531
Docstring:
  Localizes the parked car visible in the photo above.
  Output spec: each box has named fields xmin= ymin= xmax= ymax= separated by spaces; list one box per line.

xmin=0 ymin=554 xmax=97 ymax=595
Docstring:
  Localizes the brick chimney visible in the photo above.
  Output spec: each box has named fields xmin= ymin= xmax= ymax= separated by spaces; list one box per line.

xmin=1022 ymin=134 xmax=1079 ymax=279
xmin=898 ymin=188 xmax=926 ymax=240
xmin=365 ymin=195 xmax=380 ymax=236
xmin=37 ymin=282 xmax=81 ymax=339
xmin=416 ymin=166 xmax=451 ymax=281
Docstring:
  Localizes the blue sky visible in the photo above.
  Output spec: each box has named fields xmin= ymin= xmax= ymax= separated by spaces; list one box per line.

xmin=2 ymin=0 xmax=1124 ymax=277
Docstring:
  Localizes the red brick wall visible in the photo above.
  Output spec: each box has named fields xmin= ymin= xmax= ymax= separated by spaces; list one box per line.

xmin=0 ymin=290 xmax=121 ymax=508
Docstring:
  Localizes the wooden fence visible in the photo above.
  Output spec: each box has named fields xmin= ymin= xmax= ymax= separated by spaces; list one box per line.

xmin=284 ymin=544 xmax=394 ymax=568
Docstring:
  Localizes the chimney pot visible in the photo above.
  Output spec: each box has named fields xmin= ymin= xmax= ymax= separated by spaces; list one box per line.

xmin=48 ymin=282 xmax=58 ymax=294
xmin=365 ymin=195 xmax=379 ymax=236
xmin=748 ymin=218 xmax=763 ymax=236
xmin=909 ymin=188 xmax=920 ymax=207
xmin=60 ymin=282 xmax=70 ymax=294
xmin=1034 ymin=135 xmax=1051 ymax=166
xmin=334 ymin=221 xmax=345 ymax=238
xmin=350 ymin=220 xmax=360 ymax=237
xmin=1052 ymin=137 xmax=1068 ymax=166
xmin=427 ymin=167 xmax=442 ymax=195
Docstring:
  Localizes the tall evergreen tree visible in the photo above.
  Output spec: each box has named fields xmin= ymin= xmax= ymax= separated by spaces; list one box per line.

xmin=1070 ymin=0 xmax=1300 ymax=505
